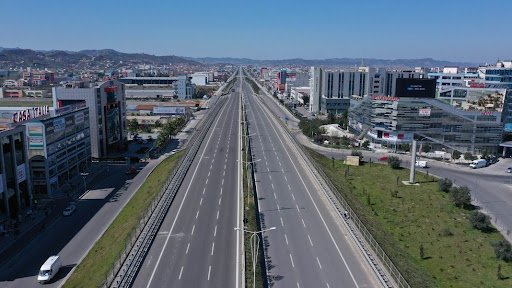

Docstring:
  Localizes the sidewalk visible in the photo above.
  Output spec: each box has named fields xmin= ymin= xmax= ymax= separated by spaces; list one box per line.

xmin=0 ymin=162 xmax=107 ymax=267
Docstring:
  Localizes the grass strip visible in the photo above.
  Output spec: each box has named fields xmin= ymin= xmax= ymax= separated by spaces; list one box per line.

xmin=308 ymin=148 xmax=512 ymax=288
xmin=64 ymin=151 xmax=184 ymax=288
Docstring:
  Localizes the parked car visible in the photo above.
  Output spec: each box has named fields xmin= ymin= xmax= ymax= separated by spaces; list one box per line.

xmin=507 ymin=167 xmax=512 ymax=173
xmin=62 ymin=204 xmax=76 ymax=216
xmin=469 ymin=159 xmax=487 ymax=169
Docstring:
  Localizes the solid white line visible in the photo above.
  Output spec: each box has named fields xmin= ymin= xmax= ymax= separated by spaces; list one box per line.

xmin=222 ymin=178 xmax=224 ymax=185
xmin=191 ymin=225 xmax=195 ymax=235
xmin=145 ymin=95 xmax=231 ymax=288
xmin=218 ymin=197 xmax=222 ymax=206
xmin=289 ymin=254 xmax=295 ymax=268
xmin=273 ymin=192 xmax=277 ymax=199
xmin=236 ymin=77 xmax=242 ymax=288
xmin=284 ymin=234 xmax=289 ymax=245
xmin=196 ymin=210 xmax=199 ymax=219
xmin=211 ymin=242 xmax=215 ymax=255
xmin=203 ymin=187 xmax=206 ymax=194
xmin=179 ymin=266 xmax=184 ymax=279
xmin=291 ymin=193 xmax=295 ymax=200
xmin=214 ymin=225 xmax=217 ymax=237
xmin=205 ymin=178 xmax=209 ymax=185
xmin=217 ymin=210 xmax=220 ymax=219
xmin=301 ymin=218 xmax=306 ymax=227
xmin=208 ymin=171 xmax=211 ymax=177
xmin=220 ymin=187 xmax=223 ymax=195
xmin=296 ymin=204 xmax=300 ymax=211
xmin=255 ymin=77 xmax=362 ymax=288
xmin=185 ymin=243 xmax=190 ymax=254
xmin=200 ymin=198 xmax=203 ymax=205
xmin=280 ymin=217 xmax=284 ymax=227
xmin=208 ymin=265 xmax=212 ymax=280
xmin=308 ymin=235 xmax=313 ymax=247
xmin=316 ymin=257 xmax=322 ymax=269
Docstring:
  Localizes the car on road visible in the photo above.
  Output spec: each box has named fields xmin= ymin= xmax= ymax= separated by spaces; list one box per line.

xmin=62 ymin=204 xmax=76 ymax=216
xmin=507 ymin=167 xmax=512 ymax=173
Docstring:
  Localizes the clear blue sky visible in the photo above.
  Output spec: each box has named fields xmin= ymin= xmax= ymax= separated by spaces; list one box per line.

xmin=1 ymin=0 xmax=509 ymax=63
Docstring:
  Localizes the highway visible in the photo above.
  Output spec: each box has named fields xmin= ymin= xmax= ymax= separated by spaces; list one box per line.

xmin=242 ymin=73 xmax=380 ymax=287
xmin=132 ymin=80 xmax=242 ymax=288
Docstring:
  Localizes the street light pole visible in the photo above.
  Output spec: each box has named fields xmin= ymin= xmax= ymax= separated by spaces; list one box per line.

xmin=234 ymin=226 xmax=276 ymax=288
xmin=240 ymin=159 xmax=260 ymax=209
xmin=80 ymin=172 xmax=89 ymax=195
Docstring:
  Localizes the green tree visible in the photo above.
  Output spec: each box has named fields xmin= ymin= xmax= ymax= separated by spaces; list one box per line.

xmin=128 ymin=119 xmax=139 ymax=133
xmin=361 ymin=140 xmax=370 ymax=149
xmin=464 ymin=152 xmax=476 ymax=161
xmin=452 ymin=150 xmax=462 ymax=160
xmin=154 ymin=120 xmax=162 ymax=128
xmin=339 ymin=110 xmax=348 ymax=129
xmin=422 ymin=143 xmax=431 ymax=153
xmin=492 ymin=240 xmax=512 ymax=262
xmin=449 ymin=186 xmax=472 ymax=209
xmin=438 ymin=178 xmax=453 ymax=193
xmin=387 ymin=156 xmax=402 ymax=169
xmin=351 ymin=150 xmax=363 ymax=161
xmin=469 ymin=211 xmax=494 ymax=233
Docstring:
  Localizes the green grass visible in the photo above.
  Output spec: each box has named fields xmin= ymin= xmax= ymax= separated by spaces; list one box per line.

xmin=308 ymin=148 xmax=512 ymax=288
xmin=64 ymin=151 xmax=184 ymax=288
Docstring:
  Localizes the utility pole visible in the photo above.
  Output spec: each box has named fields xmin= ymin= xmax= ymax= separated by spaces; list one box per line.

xmin=409 ymin=140 xmax=417 ymax=184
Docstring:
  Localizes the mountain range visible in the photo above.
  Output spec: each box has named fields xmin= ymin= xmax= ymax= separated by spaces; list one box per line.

xmin=0 ymin=47 xmax=479 ymax=69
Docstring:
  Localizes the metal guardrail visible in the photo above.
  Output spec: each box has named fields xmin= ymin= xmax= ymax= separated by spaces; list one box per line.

xmin=247 ymin=74 xmax=410 ymax=288
xmin=102 ymin=96 xmax=228 ymax=288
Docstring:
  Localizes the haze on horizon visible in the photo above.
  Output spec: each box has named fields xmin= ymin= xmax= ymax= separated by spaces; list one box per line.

xmin=1 ymin=0 xmax=509 ymax=63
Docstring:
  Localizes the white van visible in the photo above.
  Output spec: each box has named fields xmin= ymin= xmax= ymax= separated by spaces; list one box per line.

xmin=37 ymin=255 xmax=62 ymax=284
xmin=415 ymin=160 xmax=428 ymax=168
xmin=469 ymin=159 xmax=487 ymax=169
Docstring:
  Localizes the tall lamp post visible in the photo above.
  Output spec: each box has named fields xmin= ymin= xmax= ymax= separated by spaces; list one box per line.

xmin=234 ymin=226 xmax=276 ymax=288
xmin=80 ymin=172 xmax=89 ymax=195
xmin=239 ymin=159 xmax=261 ymax=209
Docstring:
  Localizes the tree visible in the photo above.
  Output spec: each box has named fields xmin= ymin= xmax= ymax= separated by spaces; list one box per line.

xmin=438 ymin=178 xmax=453 ymax=192
xmin=469 ymin=211 xmax=494 ymax=232
xmin=128 ymin=119 xmax=139 ymax=133
xmin=328 ymin=113 xmax=336 ymax=124
xmin=464 ymin=152 xmax=476 ymax=161
xmin=340 ymin=136 xmax=350 ymax=147
xmin=452 ymin=150 xmax=462 ymax=160
xmin=387 ymin=156 xmax=401 ymax=169
xmin=302 ymin=95 xmax=310 ymax=105
xmin=351 ymin=150 xmax=363 ymax=161
xmin=449 ymin=186 xmax=472 ymax=209
xmin=154 ymin=120 xmax=162 ymax=128
xmin=361 ymin=140 xmax=370 ymax=149
xmin=339 ymin=110 xmax=349 ymax=129
xmin=492 ymin=240 xmax=512 ymax=262
xmin=400 ymin=143 xmax=410 ymax=152
xmin=422 ymin=143 xmax=431 ymax=153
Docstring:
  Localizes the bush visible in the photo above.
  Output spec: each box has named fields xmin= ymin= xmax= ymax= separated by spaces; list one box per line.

xmin=452 ymin=150 xmax=462 ymax=160
xmin=464 ymin=152 xmax=476 ymax=161
xmin=469 ymin=211 xmax=494 ymax=233
xmin=351 ymin=150 xmax=363 ymax=161
xmin=492 ymin=240 xmax=512 ymax=262
xmin=361 ymin=140 xmax=370 ymax=149
xmin=449 ymin=186 xmax=472 ymax=209
xmin=387 ymin=156 xmax=401 ymax=169
xmin=438 ymin=178 xmax=453 ymax=192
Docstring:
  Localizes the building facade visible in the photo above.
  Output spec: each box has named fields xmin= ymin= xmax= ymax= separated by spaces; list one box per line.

xmin=52 ymin=80 xmax=126 ymax=158
xmin=0 ymin=125 xmax=32 ymax=225
xmin=25 ymin=104 xmax=90 ymax=197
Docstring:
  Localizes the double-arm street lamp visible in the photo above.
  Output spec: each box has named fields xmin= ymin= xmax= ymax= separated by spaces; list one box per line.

xmin=80 ymin=172 xmax=89 ymax=195
xmin=239 ymin=159 xmax=261 ymax=209
xmin=234 ymin=226 xmax=276 ymax=288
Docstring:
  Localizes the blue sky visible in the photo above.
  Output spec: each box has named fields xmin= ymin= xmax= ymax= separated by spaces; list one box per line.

xmin=1 ymin=0 xmax=509 ymax=63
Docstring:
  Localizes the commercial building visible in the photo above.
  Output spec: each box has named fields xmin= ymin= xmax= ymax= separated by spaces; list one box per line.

xmin=25 ymin=104 xmax=90 ymax=196
xmin=190 ymin=72 xmax=209 ymax=86
xmin=52 ymin=80 xmax=126 ymax=158
xmin=0 ymin=125 xmax=32 ymax=225
xmin=177 ymin=75 xmax=195 ymax=99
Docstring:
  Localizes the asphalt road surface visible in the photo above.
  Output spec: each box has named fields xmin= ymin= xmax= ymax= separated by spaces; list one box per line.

xmin=132 ymin=86 xmax=241 ymax=288
xmin=242 ymin=74 xmax=380 ymax=288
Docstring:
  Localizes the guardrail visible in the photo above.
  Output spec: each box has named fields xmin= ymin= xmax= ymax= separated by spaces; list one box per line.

xmin=245 ymin=71 xmax=410 ymax=288
xmin=103 ymin=96 xmax=228 ymax=288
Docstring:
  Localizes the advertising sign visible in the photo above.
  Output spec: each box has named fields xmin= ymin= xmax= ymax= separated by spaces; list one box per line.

xmin=396 ymin=78 xmax=436 ymax=98
xmin=16 ymin=164 xmax=26 ymax=183
xmin=419 ymin=108 xmax=431 ymax=117
xmin=504 ymin=123 xmax=512 ymax=132
xmin=53 ymin=118 xmax=65 ymax=132
xmin=27 ymin=125 xmax=44 ymax=150
xmin=12 ymin=106 xmax=50 ymax=123
xmin=75 ymin=112 xmax=84 ymax=124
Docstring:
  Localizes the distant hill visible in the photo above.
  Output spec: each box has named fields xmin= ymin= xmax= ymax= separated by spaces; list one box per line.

xmin=187 ymin=57 xmax=478 ymax=68
xmin=0 ymin=48 xmax=200 ymax=69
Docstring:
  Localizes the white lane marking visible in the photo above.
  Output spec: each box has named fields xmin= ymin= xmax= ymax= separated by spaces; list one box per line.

xmin=255 ymin=79 xmax=362 ymax=288
xmin=208 ymin=171 xmax=211 ymax=177
xmin=218 ymin=197 xmax=222 ymax=206
xmin=220 ymin=187 xmax=223 ymax=195
xmin=297 ymin=282 xmax=300 ymax=288
xmin=222 ymin=178 xmax=224 ymax=185
xmin=271 ymin=183 xmax=274 ymax=189
xmin=296 ymin=204 xmax=300 ymax=211
xmin=223 ymin=170 xmax=226 ymax=177
xmin=326 ymin=283 xmax=330 ymax=288
xmin=288 ymin=184 xmax=292 ymax=191
xmin=214 ymin=225 xmax=217 ymax=237
xmin=185 ymin=243 xmax=190 ymax=254
xmin=208 ymin=265 xmax=212 ymax=280
xmin=205 ymin=178 xmax=209 ymax=185
xmin=211 ymin=242 xmax=215 ymax=255
xmin=280 ymin=217 xmax=284 ymax=227
xmin=273 ymin=192 xmax=277 ymax=199
xmin=291 ymin=193 xmax=295 ymax=200
xmin=179 ymin=266 xmax=184 ymax=279
xmin=217 ymin=210 xmax=220 ymax=219
xmin=301 ymin=218 xmax=306 ymax=227
xmin=284 ymin=234 xmax=289 ymax=245
xmin=316 ymin=257 xmax=322 ymax=269
xmin=196 ymin=210 xmax=199 ymax=219
xmin=203 ymin=187 xmax=206 ymax=194
xmin=145 ymin=96 xmax=231 ymax=288
xmin=289 ymin=254 xmax=295 ymax=268
xmin=284 ymin=176 xmax=288 ymax=181
xmin=308 ymin=235 xmax=313 ymax=247
xmin=269 ymin=174 xmax=272 ymax=181
xmin=191 ymin=225 xmax=195 ymax=235
xmin=200 ymin=198 xmax=203 ymax=205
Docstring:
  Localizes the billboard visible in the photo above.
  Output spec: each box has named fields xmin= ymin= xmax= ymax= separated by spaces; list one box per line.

xmin=27 ymin=125 xmax=44 ymax=150
xmin=418 ymin=108 xmax=431 ymax=117
xmin=396 ymin=78 xmax=436 ymax=98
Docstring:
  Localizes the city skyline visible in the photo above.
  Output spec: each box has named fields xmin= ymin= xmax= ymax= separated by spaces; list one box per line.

xmin=1 ymin=0 xmax=510 ymax=63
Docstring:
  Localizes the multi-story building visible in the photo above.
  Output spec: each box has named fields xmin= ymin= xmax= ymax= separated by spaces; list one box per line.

xmin=52 ymin=80 xmax=126 ymax=158
xmin=177 ymin=75 xmax=195 ymax=99
xmin=25 ymin=104 xmax=90 ymax=196
xmin=22 ymin=69 xmax=55 ymax=87
xmin=0 ymin=125 xmax=32 ymax=225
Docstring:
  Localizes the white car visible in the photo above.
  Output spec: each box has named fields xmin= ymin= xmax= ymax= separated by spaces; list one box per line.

xmin=62 ymin=204 xmax=76 ymax=216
